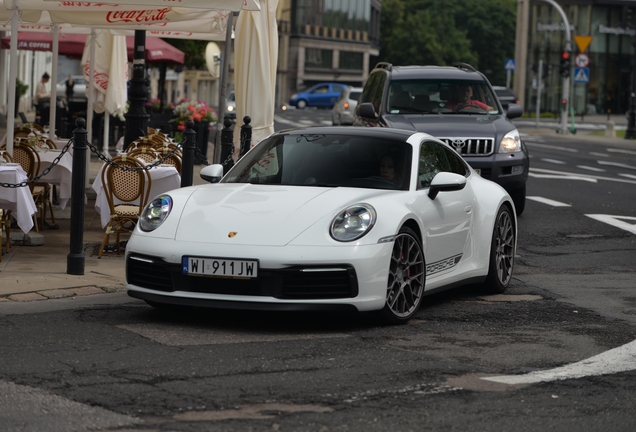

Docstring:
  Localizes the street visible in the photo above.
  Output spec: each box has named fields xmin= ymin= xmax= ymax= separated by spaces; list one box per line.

xmin=0 ymin=109 xmax=635 ymax=431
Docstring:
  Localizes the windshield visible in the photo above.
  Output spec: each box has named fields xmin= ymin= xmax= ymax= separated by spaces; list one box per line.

xmin=223 ymin=133 xmax=412 ymax=191
xmin=388 ymin=79 xmax=500 ymax=115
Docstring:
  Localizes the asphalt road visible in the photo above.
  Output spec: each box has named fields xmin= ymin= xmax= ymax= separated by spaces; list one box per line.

xmin=0 ymin=110 xmax=635 ymax=431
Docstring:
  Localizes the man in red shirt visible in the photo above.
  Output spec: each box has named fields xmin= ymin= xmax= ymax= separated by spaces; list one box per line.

xmin=445 ymin=85 xmax=493 ymax=111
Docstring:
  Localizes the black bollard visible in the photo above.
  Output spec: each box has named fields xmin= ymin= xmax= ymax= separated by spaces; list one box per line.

xmin=220 ymin=117 xmax=234 ymax=174
xmin=240 ymin=116 xmax=252 ymax=157
xmin=67 ymin=118 xmax=87 ymax=275
xmin=180 ymin=120 xmax=196 ymax=187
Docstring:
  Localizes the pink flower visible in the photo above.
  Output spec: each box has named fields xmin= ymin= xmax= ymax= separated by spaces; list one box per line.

xmin=177 ymin=121 xmax=186 ymax=131
xmin=193 ymin=113 xmax=202 ymax=121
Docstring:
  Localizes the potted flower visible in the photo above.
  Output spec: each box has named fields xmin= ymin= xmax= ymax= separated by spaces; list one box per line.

xmin=172 ymin=100 xmax=218 ymax=164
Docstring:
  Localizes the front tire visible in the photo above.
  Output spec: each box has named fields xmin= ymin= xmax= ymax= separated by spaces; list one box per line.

xmin=481 ymin=205 xmax=515 ymax=294
xmin=378 ymin=227 xmax=426 ymax=324
xmin=296 ymin=100 xmax=307 ymax=109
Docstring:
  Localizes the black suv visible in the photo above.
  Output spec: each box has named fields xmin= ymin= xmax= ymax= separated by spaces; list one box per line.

xmin=354 ymin=62 xmax=529 ymax=215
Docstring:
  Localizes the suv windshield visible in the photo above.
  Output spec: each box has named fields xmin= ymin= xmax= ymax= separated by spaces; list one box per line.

xmin=387 ymin=79 xmax=500 ymax=115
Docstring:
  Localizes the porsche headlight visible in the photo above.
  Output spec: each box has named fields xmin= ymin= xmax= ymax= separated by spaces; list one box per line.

xmin=330 ymin=204 xmax=376 ymax=242
xmin=499 ymin=129 xmax=521 ymax=153
xmin=139 ymin=195 xmax=172 ymax=232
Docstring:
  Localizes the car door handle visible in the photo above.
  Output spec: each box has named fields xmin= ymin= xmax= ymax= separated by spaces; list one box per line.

xmin=464 ymin=205 xmax=473 ymax=214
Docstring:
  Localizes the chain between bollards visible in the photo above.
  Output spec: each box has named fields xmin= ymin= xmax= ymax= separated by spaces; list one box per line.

xmin=67 ymin=117 xmax=87 ymax=275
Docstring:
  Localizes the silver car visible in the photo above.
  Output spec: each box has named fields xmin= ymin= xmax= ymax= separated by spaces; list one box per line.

xmin=56 ymin=75 xmax=87 ymax=101
xmin=331 ymin=86 xmax=362 ymax=125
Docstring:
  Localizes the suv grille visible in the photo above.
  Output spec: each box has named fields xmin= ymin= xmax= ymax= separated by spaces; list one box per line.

xmin=439 ymin=138 xmax=494 ymax=156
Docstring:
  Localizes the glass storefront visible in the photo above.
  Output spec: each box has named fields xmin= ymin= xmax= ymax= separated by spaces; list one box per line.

xmin=527 ymin=1 xmax=634 ymax=115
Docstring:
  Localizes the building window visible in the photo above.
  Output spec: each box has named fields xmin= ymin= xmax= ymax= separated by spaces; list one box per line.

xmin=339 ymin=51 xmax=363 ymax=70
xmin=305 ymin=48 xmax=333 ymax=69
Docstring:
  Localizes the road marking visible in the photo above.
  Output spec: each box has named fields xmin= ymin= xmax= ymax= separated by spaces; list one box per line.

xmin=530 ymin=167 xmax=636 ymax=185
xmin=299 ymin=119 xmax=314 ymax=125
xmin=481 ymin=339 xmax=636 ymax=385
xmin=597 ymin=160 xmax=636 ymax=170
xmin=320 ymin=120 xmax=332 ymax=125
xmin=527 ymin=196 xmax=571 ymax=207
xmin=528 ymin=173 xmax=597 ymax=183
xmin=619 ymin=173 xmax=636 ymax=180
xmin=590 ymin=152 xmax=609 ymax=157
xmin=577 ymin=165 xmax=605 ymax=172
xmin=541 ymin=158 xmax=567 ymax=164
xmin=525 ymin=142 xmax=578 ymax=152
xmin=585 ymin=214 xmax=636 ymax=235
xmin=274 ymin=115 xmax=306 ymax=128
xmin=607 ymin=148 xmax=636 ymax=156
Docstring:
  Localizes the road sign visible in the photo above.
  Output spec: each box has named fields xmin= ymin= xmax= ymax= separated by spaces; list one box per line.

xmin=573 ymin=67 xmax=590 ymax=83
xmin=575 ymin=53 xmax=590 ymax=68
xmin=574 ymin=35 xmax=593 ymax=53
xmin=504 ymin=59 xmax=516 ymax=71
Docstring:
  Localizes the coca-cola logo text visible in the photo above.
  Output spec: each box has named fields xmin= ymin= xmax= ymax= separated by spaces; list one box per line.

xmin=106 ymin=9 xmax=170 ymax=24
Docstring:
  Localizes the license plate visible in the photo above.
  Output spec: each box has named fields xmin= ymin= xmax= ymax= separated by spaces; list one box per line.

xmin=474 ymin=168 xmax=481 ymax=176
xmin=183 ymin=256 xmax=258 ymax=278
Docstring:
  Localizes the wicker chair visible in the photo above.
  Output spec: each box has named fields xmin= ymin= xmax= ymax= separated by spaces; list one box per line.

xmin=155 ymin=147 xmax=182 ymax=174
xmin=99 ymin=155 xmax=152 ymax=258
xmin=14 ymin=127 xmax=36 ymax=138
xmin=127 ymin=137 xmax=156 ymax=153
xmin=127 ymin=147 xmax=158 ymax=165
xmin=11 ymin=142 xmax=46 ymax=232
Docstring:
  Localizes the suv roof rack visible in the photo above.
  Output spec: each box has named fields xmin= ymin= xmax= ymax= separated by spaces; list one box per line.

xmin=374 ymin=62 xmax=393 ymax=71
xmin=452 ymin=62 xmax=477 ymax=72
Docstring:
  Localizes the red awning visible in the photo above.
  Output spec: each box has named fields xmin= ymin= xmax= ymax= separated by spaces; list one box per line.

xmin=1 ymin=32 xmax=185 ymax=64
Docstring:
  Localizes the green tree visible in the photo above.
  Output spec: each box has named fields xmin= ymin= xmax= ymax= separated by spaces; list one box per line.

xmin=379 ymin=0 xmax=516 ymax=85
xmin=164 ymin=39 xmax=208 ymax=69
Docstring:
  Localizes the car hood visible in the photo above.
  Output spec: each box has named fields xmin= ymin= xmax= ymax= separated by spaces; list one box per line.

xmin=174 ymin=184 xmax=390 ymax=246
xmin=384 ymin=113 xmax=504 ymax=137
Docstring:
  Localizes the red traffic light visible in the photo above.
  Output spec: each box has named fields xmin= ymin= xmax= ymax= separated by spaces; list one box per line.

xmin=561 ymin=51 xmax=570 ymax=60
xmin=561 ymin=98 xmax=567 ymax=105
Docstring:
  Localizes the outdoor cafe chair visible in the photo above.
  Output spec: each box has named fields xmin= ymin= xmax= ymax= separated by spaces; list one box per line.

xmin=98 ymin=155 xmax=151 ymax=258
xmin=127 ymin=148 xmax=158 ymax=166
xmin=1 ymin=151 xmax=15 ymax=257
xmin=127 ymin=138 xmax=156 ymax=152
xmin=155 ymin=147 xmax=182 ymax=174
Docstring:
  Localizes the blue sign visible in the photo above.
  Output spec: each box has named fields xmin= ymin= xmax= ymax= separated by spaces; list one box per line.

xmin=504 ymin=59 xmax=516 ymax=71
xmin=573 ymin=67 xmax=590 ymax=83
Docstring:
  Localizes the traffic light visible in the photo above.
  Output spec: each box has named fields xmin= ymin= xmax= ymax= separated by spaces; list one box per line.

xmin=560 ymin=51 xmax=570 ymax=78
xmin=531 ymin=63 xmax=537 ymax=74
xmin=561 ymin=98 xmax=568 ymax=111
xmin=543 ymin=64 xmax=552 ymax=79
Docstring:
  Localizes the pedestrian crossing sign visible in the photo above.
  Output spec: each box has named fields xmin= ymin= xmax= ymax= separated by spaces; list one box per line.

xmin=573 ymin=67 xmax=589 ymax=83
xmin=504 ymin=59 xmax=516 ymax=70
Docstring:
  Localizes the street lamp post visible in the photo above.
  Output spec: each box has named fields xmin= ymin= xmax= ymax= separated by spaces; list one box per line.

xmin=123 ymin=30 xmax=149 ymax=149
xmin=626 ymin=38 xmax=636 ymax=139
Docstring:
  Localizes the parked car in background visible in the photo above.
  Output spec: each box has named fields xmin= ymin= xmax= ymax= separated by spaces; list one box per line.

xmin=331 ymin=86 xmax=362 ymax=125
xmin=225 ymin=90 xmax=236 ymax=119
xmin=126 ymin=126 xmax=517 ymax=324
xmin=56 ymin=75 xmax=87 ymax=101
xmin=492 ymin=86 xmax=520 ymax=111
xmin=289 ymin=82 xmax=348 ymax=109
xmin=354 ymin=62 xmax=529 ymax=215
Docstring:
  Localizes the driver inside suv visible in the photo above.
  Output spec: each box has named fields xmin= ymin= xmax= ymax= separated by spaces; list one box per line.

xmin=444 ymin=84 xmax=494 ymax=112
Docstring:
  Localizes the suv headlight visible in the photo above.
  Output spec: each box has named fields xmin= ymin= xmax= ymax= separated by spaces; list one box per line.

xmin=330 ymin=204 xmax=376 ymax=242
xmin=499 ymin=129 xmax=521 ymax=153
xmin=139 ymin=195 xmax=172 ymax=232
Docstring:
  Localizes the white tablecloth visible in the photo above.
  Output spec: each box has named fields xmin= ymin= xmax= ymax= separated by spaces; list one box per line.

xmin=92 ymin=164 xmax=181 ymax=228
xmin=0 ymin=164 xmax=38 ymax=233
xmin=36 ymin=149 xmax=74 ymax=210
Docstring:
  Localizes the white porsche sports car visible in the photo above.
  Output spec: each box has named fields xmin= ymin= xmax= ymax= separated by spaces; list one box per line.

xmin=126 ymin=127 xmax=517 ymax=323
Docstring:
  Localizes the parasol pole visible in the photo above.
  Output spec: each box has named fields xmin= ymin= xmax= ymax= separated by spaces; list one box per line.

xmin=86 ymin=29 xmax=97 ymax=188
xmin=6 ymin=0 xmax=19 ymax=155
xmin=49 ymin=23 xmax=59 ymax=140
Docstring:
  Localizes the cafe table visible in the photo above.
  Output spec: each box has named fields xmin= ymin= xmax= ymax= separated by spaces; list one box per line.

xmin=0 ymin=163 xmax=38 ymax=233
xmin=92 ymin=163 xmax=181 ymax=228
xmin=35 ymin=148 xmax=74 ymax=210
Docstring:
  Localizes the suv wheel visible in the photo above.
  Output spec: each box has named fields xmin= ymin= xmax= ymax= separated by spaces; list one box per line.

xmin=509 ymin=185 xmax=526 ymax=216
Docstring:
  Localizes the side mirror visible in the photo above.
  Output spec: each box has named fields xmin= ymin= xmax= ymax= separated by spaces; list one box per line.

xmin=506 ymin=103 xmax=523 ymax=119
xmin=428 ymin=172 xmax=467 ymax=200
xmin=357 ymin=102 xmax=377 ymax=119
xmin=200 ymin=164 xmax=224 ymax=183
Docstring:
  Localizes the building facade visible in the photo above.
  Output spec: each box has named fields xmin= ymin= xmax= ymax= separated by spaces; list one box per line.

xmin=276 ymin=0 xmax=381 ymax=107
xmin=515 ymin=0 xmax=636 ymax=116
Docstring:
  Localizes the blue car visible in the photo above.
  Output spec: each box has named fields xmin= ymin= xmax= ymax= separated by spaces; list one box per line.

xmin=289 ymin=82 xmax=348 ymax=109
